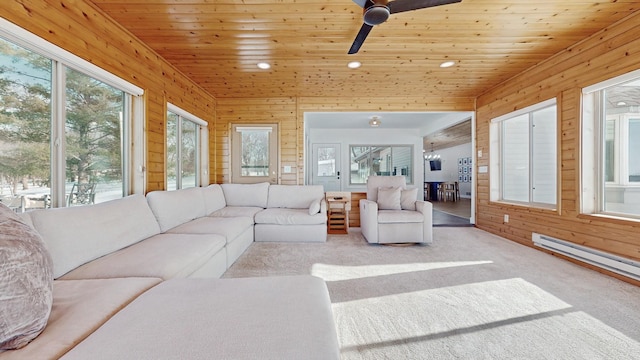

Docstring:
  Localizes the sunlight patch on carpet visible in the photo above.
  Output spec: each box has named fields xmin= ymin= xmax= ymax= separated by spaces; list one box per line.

xmin=310 ymin=261 xmax=493 ymax=282
xmin=333 ymin=277 xmax=640 ymax=359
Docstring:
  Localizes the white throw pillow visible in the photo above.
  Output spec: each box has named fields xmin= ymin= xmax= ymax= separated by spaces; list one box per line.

xmin=401 ymin=188 xmax=418 ymax=211
xmin=0 ymin=203 xmax=53 ymax=350
xmin=308 ymin=200 xmax=321 ymax=215
xmin=377 ymin=187 xmax=402 ymax=210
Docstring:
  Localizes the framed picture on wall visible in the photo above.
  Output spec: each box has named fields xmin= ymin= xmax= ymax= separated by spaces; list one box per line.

xmin=463 ymin=158 xmax=468 ymax=165
xmin=458 ymin=166 xmax=463 ymax=173
xmin=458 ymin=158 xmax=463 ymax=166
xmin=468 ymin=157 xmax=473 ymax=165
xmin=463 ymin=174 xmax=468 ymax=182
xmin=459 ymin=174 xmax=463 ymax=181
xmin=463 ymin=166 xmax=468 ymax=174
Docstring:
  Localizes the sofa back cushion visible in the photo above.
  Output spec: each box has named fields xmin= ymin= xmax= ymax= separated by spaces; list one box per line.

xmin=202 ymin=184 xmax=226 ymax=214
xmin=221 ymin=182 xmax=269 ymax=208
xmin=146 ymin=187 xmax=207 ymax=233
xmin=267 ymin=185 xmax=325 ymax=209
xmin=366 ymin=176 xmax=407 ymax=202
xmin=29 ymin=194 xmax=161 ymax=279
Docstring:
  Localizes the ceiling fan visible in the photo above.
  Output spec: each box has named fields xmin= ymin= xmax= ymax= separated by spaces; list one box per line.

xmin=348 ymin=0 xmax=462 ymax=54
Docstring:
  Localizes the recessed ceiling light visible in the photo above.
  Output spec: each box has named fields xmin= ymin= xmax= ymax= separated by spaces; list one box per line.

xmin=348 ymin=61 xmax=361 ymax=69
xmin=257 ymin=62 xmax=271 ymax=70
xmin=440 ymin=61 xmax=455 ymax=68
xmin=617 ymin=101 xmax=627 ymax=106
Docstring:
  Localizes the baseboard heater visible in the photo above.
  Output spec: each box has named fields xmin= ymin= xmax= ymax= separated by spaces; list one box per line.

xmin=532 ymin=232 xmax=640 ymax=281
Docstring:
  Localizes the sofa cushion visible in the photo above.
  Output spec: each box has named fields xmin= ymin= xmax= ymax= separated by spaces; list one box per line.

xmin=400 ymin=188 xmax=418 ymax=211
xmin=0 ymin=278 xmax=161 ymax=359
xmin=221 ymin=182 xmax=269 ymax=208
xmin=0 ymin=204 xmax=53 ymax=350
xmin=377 ymin=187 xmax=402 ymax=210
xmin=166 ymin=217 xmax=253 ymax=244
xmin=61 ymin=233 xmax=227 ymax=280
xmin=255 ymin=208 xmax=327 ymax=225
xmin=267 ymin=185 xmax=324 ymax=209
xmin=377 ymin=210 xmax=424 ymax=224
xmin=202 ymin=184 xmax=226 ymax=214
xmin=146 ymin=187 xmax=207 ymax=233
xmin=209 ymin=206 xmax=263 ymax=219
xmin=60 ymin=276 xmax=340 ymax=360
xmin=29 ymin=194 xmax=161 ymax=279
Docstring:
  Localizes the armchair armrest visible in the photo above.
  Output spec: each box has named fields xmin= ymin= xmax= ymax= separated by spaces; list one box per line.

xmin=359 ymin=199 xmax=379 ymax=243
xmin=415 ymin=200 xmax=433 ymax=244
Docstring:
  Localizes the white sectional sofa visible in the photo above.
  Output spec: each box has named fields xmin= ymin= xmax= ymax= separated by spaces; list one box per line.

xmin=0 ymin=183 xmax=338 ymax=360
xmin=255 ymin=185 xmax=328 ymax=242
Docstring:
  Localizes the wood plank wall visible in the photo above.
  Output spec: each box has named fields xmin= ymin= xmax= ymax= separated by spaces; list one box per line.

xmin=475 ymin=11 xmax=640 ymax=282
xmin=0 ymin=0 xmax=216 ymax=192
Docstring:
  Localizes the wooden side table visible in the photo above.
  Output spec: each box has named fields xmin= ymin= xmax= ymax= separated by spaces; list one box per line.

xmin=326 ymin=197 xmax=349 ymax=234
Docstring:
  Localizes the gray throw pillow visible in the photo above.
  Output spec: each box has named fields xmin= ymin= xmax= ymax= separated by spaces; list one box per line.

xmin=400 ymin=188 xmax=418 ymax=211
xmin=377 ymin=187 xmax=402 ymax=210
xmin=0 ymin=204 xmax=53 ymax=350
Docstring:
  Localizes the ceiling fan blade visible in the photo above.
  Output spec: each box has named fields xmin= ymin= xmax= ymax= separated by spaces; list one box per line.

xmin=348 ymin=23 xmax=373 ymax=54
xmin=389 ymin=0 xmax=461 ymax=14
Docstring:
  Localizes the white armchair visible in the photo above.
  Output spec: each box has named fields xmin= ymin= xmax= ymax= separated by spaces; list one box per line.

xmin=359 ymin=176 xmax=433 ymax=244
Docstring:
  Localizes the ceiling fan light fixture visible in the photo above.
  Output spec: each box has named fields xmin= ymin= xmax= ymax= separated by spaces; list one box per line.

xmin=369 ymin=116 xmax=382 ymax=127
xmin=363 ymin=4 xmax=390 ymax=26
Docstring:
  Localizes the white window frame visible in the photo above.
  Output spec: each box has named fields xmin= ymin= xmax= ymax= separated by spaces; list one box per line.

xmin=490 ymin=98 xmax=558 ymax=209
xmin=0 ymin=18 xmax=144 ymax=206
xmin=166 ymin=103 xmax=209 ymax=190
xmin=582 ymin=69 xmax=640 ymax=219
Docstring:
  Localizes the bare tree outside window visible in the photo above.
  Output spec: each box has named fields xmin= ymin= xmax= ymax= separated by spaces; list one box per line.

xmin=241 ymin=130 xmax=269 ymax=176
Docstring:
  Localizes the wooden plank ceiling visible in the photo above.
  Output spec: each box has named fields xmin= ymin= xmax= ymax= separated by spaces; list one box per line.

xmin=424 ymin=118 xmax=471 ymax=151
xmin=91 ymin=0 xmax=640 ymax=100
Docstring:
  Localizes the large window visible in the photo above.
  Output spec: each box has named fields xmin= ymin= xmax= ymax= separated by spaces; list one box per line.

xmin=0 ymin=21 xmax=143 ymax=212
xmin=350 ymin=145 xmax=413 ymax=185
xmin=166 ymin=104 xmax=208 ymax=190
xmin=490 ymin=99 xmax=557 ymax=208
xmin=582 ymin=70 xmax=640 ymax=219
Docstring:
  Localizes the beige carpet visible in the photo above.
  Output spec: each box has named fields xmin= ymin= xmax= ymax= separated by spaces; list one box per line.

xmin=223 ymin=227 xmax=640 ymax=359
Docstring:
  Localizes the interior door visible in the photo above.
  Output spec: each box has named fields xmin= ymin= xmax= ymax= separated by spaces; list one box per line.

xmin=312 ymin=143 xmax=341 ymax=191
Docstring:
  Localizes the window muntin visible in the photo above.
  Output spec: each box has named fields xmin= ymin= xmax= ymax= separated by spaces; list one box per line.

xmin=166 ymin=106 xmax=202 ymax=190
xmin=490 ymin=99 xmax=557 ymax=208
xmin=0 ymin=32 xmax=139 ymax=211
xmin=583 ymin=75 xmax=640 ymax=218
xmin=349 ymin=145 xmax=413 ymax=185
